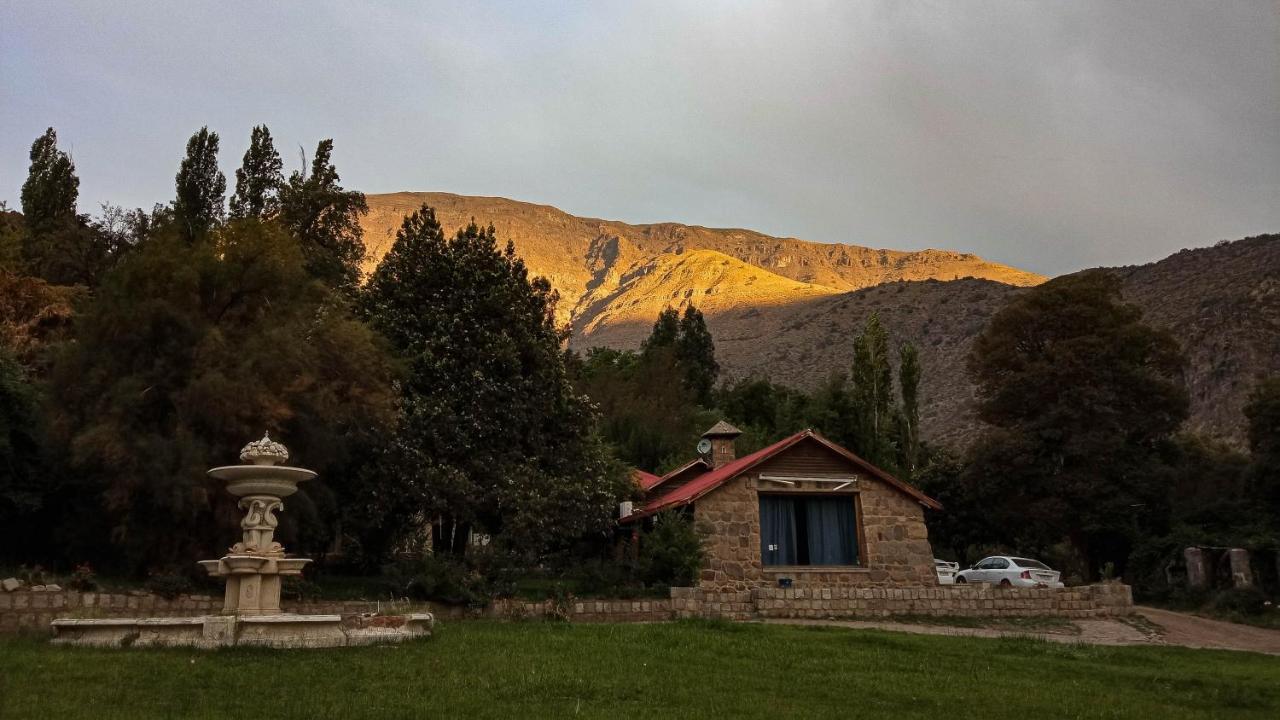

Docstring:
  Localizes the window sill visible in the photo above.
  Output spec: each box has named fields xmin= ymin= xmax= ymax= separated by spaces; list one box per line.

xmin=763 ymin=566 xmax=868 ymax=573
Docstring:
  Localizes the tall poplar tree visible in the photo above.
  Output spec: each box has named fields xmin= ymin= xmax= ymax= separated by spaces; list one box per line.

xmin=20 ymin=128 xmax=79 ymax=237
xmin=173 ymin=127 xmax=226 ymax=241
xmin=898 ymin=342 xmax=922 ymax=475
xmin=850 ymin=313 xmax=893 ymax=465
xmin=230 ymin=125 xmax=283 ymax=220
xmin=278 ymin=139 xmax=367 ymax=293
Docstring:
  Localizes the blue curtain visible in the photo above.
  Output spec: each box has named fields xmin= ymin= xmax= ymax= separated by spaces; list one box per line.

xmin=806 ymin=497 xmax=858 ymax=566
xmin=759 ymin=496 xmax=797 ymax=566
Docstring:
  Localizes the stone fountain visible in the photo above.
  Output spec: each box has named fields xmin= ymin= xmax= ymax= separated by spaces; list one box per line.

xmin=197 ymin=433 xmax=317 ymax=616
xmin=51 ymin=434 xmax=433 ymax=648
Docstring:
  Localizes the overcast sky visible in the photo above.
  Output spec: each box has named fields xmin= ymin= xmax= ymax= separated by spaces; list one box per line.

xmin=2 ymin=1 xmax=1276 ymax=275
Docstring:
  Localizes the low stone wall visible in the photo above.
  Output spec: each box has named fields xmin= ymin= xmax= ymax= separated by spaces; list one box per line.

xmin=672 ymin=583 xmax=1133 ymax=621
xmin=1 ymin=584 xmax=1130 ymax=635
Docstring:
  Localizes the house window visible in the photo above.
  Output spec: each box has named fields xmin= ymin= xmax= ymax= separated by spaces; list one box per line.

xmin=759 ymin=495 xmax=860 ymax=566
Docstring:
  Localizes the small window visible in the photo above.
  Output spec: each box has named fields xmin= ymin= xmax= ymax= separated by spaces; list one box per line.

xmin=759 ymin=495 xmax=860 ymax=566
xmin=991 ymin=558 xmax=1010 ymax=569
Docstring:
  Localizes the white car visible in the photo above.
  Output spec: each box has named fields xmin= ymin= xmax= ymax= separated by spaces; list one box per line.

xmin=955 ymin=556 xmax=1064 ymax=588
xmin=934 ymin=559 xmax=959 ymax=585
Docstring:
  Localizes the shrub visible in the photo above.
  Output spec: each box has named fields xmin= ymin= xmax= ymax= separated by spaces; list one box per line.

xmin=402 ymin=554 xmax=495 ymax=608
xmin=281 ymin=577 xmax=321 ymax=601
xmin=144 ymin=572 xmax=193 ymax=600
xmin=638 ymin=511 xmax=705 ymax=588
xmin=1210 ymin=587 xmax=1268 ymax=616
xmin=67 ymin=563 xmax=97 ymax=591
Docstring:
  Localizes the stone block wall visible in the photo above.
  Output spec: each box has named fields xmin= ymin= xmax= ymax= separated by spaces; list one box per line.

xmin=1 ymin=584 xmax=1131 ymax=636
xmin=672 ymin=583 xmax=1132 ymax=620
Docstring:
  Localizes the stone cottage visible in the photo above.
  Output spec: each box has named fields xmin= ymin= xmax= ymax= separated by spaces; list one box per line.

xmin=622 ymin=421 xmax=941 ymax=592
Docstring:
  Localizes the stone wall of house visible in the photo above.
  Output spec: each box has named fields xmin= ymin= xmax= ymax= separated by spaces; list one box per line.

xmin=1 ymin=584 xmax=1130 ymax=635
xmin=693 ymin=467 xmax=936 ymax=593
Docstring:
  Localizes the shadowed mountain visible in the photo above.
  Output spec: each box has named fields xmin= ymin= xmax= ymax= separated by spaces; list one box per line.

xmin=579 ymin=235 xmax=1280 ymax=448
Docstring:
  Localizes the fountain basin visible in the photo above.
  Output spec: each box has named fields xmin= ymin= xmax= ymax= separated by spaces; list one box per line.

xmin=207 ymin=465 xmax=316 ymax=497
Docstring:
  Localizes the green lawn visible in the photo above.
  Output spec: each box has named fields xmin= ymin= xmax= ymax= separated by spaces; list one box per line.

xmin=2 ymin=621 xmax=1277 ymax=719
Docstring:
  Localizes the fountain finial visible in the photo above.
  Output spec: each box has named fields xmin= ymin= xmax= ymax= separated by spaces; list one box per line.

xmin=239 ymin=432 xmax=289 ymax=466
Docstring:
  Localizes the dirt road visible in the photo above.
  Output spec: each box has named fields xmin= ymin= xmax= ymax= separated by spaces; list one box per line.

xmin=764 ymin=606 xmax=1280 ymax=655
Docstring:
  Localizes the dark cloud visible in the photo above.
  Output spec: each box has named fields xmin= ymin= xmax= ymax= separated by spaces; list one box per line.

xmin=2 ymin=1 xmax=1276 ymax=274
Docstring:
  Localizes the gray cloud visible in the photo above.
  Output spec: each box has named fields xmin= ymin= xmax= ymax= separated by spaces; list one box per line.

xmin=2 ymin=1 xmax=1276 ymax=275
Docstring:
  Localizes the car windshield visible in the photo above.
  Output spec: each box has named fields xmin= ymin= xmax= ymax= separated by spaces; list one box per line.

xmin=1013 ymin=558 xmax=1051 ymax=570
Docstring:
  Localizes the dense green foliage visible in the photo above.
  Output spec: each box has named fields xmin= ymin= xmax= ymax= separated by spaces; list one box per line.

xmin=46 ymin=219 xmax=397 ymax=571
xmin=359 ymin=205 xmax=631 ymax=560
xmin=4 ymin=623 xmax=1279 ymax=719
xmin=0 ymin=348 xmax=44 ymax=550
xmin=637 ymin=510 xmax=706 ymax=587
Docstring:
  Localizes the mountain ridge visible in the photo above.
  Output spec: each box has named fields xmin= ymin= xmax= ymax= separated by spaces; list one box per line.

xmin=358 ymin=192 xmax=1277 ymax=448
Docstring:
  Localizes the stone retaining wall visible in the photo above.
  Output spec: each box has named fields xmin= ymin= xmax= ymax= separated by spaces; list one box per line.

xmin=672 ymin=582 xmax=1134 ymax=621
xmin=1 ymin=583 xmax=1130 ymax=635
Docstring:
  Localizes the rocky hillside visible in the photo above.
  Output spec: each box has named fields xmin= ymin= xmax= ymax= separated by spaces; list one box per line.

xmin=582 ymin=235 xmax=1280 ymax=448
xmin=360 ymin=192 xmax=1045 ymax=333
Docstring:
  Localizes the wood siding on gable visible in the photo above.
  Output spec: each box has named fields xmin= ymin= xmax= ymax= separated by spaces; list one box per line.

xmin=755 ymin=441 xmax=860 ymax=478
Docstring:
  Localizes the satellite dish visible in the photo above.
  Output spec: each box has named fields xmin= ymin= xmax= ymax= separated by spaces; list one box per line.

xmin=696 ymin=438 xmax=712 ymax=456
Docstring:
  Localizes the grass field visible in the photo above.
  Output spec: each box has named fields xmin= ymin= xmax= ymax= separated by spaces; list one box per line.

xmin=2 ymin=620 xmax=1277 ymax=719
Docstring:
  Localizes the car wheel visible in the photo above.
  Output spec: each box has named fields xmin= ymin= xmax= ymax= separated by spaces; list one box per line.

xmin=955 ymin=576 xmax=966 ymax=584
xmin=999 ymin=579 xmax=1012 ymax=587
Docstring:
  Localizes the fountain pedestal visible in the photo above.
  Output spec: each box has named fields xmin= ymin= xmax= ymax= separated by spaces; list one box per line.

xmin=51 ymin=433 xmax=433 ymax=649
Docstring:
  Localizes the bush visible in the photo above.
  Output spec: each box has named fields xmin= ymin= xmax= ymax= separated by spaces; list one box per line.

xmin=400 ymin=554 xmax=496 ymax=608
xmin=67 ymin=563 xmax=97 ymax=591
xmin=144 ymin=572 xmax=193 ymax=600
xmin=1210 ymin=587 xmax=1269 ymax=616
xmin=638 ymin=511 xmax=705 ymax=588
xmin=281 ymin=577 xmax=322 ymax=602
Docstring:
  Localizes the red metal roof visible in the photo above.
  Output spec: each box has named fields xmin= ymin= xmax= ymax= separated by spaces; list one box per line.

xmin=622 ymin=429 xmax=942 ymax=523
xmin=631 ymin=469 xmax=664 ymax=491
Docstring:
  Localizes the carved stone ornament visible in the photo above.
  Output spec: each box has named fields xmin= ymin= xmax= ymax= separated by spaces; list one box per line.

xmin=239 ymin=497 xmax=282 ymax=530
xmin=239 ymin=432 xmax=289 ymax=466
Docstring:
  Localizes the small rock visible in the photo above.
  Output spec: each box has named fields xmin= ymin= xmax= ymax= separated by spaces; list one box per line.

xmin=1 ymin=577 xmax=21 ymax=592
xmin=45 ymin=584 xmax=62 ymax=592
xmin=31 ymin=585 xmax=46 ymax=592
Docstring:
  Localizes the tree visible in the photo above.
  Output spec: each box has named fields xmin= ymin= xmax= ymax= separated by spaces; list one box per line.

xmin=640 ymin=305 xmax=719 ymax=406
xmin=278 ymin=139 xmax=367 ymax=292
xmin=48 ymin=218 xmax=397 ymax=572
xmin=20 ymin=128 xmax=79 ymax=237
xmin=898 ymin=342 xmax=922 ymax=476
xmin=642 ymin=307 xmax=680 ymax=355
xmin=962 ymin=271 xmax=1189 ymax=576
xmin=1244 ymin=378 xmax=1280 ymax=531
xmin=849 ymin=313 xmax=895 ymax=468
xmin=0 ymin=348 xmax=45 ymax=556
xmin=360 ymin=205 xmax=630 ymax=558
xmin=173 ymin=127 xmax=226 ymax=241
xmin=675 ymin=305 xmax=719 ymax=405
xmin=229 ymin=125 xmax=283 ymax=220
xmin=16 ymin=129 xmax=118 ymax=285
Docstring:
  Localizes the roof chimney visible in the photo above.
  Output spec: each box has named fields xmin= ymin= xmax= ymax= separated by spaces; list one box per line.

xmin=701 ymin=420 xmax=742 ymax=469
